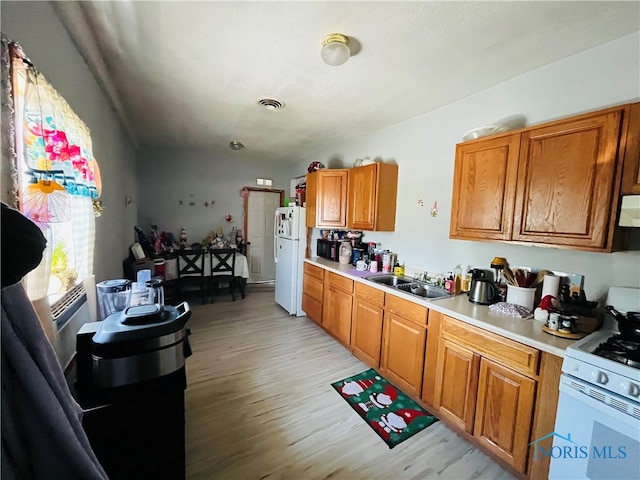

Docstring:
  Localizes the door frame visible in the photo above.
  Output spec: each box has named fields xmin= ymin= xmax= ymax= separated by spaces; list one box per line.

xmin=242 ymin=186 xmax=285 ymax=254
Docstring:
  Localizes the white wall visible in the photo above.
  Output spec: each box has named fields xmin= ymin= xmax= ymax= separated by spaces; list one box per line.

xmin=137 ymin=147 xmax=300 ymax=243
xmin=2 ymin=1 xmax=138 ymax=283
xmin=299 ymin=32 xmax=640 ymax=303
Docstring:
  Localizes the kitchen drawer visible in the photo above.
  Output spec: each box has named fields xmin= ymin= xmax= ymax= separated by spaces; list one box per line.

xmin=385 ymin=293 xmax=428 ymax=327
xmin=354 ymin=282 xmax=385 ymax=307
xmin=304 ymin=262 xmax=325 ymax=281
xmin=326 ymin=272 xmax=353 ymax=294
xmin=303 ymin=274 xmax=324 ymax=302
xmin=441 ymin=316 xmax=539 ymax=376
xmin=302 ymin=293 xmax=322 ymax=325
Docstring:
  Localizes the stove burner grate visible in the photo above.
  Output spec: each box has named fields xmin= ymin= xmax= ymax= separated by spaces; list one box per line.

xmin=592 ymin=335 xmax=640 ymax=369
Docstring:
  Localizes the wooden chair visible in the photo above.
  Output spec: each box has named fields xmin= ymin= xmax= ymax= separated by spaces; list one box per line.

xmin=176 ymin=247 xmax=206 ymax=304
xmin=208 ymin=248 xmax=237 ymax=302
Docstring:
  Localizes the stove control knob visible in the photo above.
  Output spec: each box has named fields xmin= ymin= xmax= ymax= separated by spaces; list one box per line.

xmin=594 ymin=371 xmax=608 ymax=385
xmin=628 ymin=382 xmax=640 ymax=398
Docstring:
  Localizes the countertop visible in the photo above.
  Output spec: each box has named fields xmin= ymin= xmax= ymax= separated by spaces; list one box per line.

xmin=304 ymin=257 xmax=580 ymax=357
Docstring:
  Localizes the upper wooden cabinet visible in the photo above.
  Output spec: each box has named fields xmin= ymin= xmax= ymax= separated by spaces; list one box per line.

xmin=450 ymin=134 xmax=521 ymax=241
xmin=450 ymin=103 xmax=638 ymax=252
xmin=347 ymin=163 xmax=399 ymax=231
xmin=306 ymin=169 xmax=349 ymax=228
xmin=512 ymin=109 xmax=622 ymax=249
xmin=621 ymin=102 xmax=640 ymax=194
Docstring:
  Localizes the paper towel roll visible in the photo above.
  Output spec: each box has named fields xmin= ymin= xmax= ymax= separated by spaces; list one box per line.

xmin=541 ymin=274 xmax=560 ymax=299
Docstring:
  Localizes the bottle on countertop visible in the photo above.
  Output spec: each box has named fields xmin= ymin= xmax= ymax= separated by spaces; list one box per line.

xmin=382 ymin=250 xmax=392 ymax=273
xmin=453 ymin=264 xmax=462 ymax=294
xmin=393 ymin=262 xmax=404 ymax=276
xmin=461 ymin=269 xmax=472 ymax=293
xmin=444 ymin=272 xmax=455 ymax=293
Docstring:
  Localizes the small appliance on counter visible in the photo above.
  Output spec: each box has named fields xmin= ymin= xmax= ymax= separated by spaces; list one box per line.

xmin=468 ymin=278 xmax=499 ymax=305
xmin=316 ymin=238 xmax=341 ymax=261
xmin=95 ymin=278 xmax=131 ymax=320
xmin=76 ymin=277 xmax=192 ymax=480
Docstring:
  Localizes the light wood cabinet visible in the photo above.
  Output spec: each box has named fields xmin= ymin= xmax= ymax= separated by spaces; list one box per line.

xmin=304 ymin=263 xmax=562 ymax=479
xmin=380 ymin=294 xmax=428 ymax=396
xmin=450 ymin=134 xmax=521 ymax=241
xmin=305 ymin=169 xmax=348 ymax=228
xmin=350 ymin=283 xmax=385 ymax=367
xmin=432 ymin=315 xmax=539 ymax=474
xmin=302 ymin=263 xmax=324 ymax=324
xmin=451 ymin=103 xmax=638 ymax=252
xmin=474 ymin=358 xmax=536 ymax=473
xmin=347 ymin=163 xmax=399 ymax=231
xmin=621 ymin=102 xmax=640 ymax=194
xmin=512 ymin=109 xmax=622 ymax=249
xmin=322 ymin=272 xmax=353 ymax=346
xmin=433 ymin=338 xmax=480 ymax=433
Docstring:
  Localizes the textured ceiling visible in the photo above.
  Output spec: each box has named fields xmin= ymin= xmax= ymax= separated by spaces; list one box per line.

xmin=52 ymin=1 xmax=640 ymax=163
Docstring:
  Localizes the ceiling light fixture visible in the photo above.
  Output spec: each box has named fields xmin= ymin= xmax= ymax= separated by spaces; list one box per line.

xmin=321 ymin=33 xmax=351 ymax=66
xmin=229 ymin=140 xmax=245 ymax=151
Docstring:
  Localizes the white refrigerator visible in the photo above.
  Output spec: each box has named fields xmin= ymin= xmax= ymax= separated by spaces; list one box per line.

xmin=274 ymin=206 xmax=306 ymax=316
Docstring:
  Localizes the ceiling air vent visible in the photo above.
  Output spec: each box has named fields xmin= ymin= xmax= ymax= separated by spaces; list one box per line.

xmin=257 ymin=98 xmax=285 ymax=111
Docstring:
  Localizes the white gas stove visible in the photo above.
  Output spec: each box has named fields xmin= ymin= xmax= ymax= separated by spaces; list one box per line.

xmin=549 ymin=287 xmax=640 ymax=480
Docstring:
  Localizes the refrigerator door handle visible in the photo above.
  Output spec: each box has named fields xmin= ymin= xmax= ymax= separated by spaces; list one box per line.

xmin=274 ymin=211 xmax=279 ymax=263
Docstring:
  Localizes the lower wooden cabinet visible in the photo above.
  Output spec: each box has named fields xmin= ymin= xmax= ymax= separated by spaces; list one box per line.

xmin=302 ymin=263 xmax=324 ymax=324
xmin=433 ymin=338 xmax=480 ymax=433
xmin=322 ymin=272 xmax=353 ymax=346
xmin=380 ymin=311 xmax=426 ymax=396
xmin=351 ymin=296 xmax=384 ymax=367
xmin=474 ymin=358 xmax=536 ymax=473
xmin=433 ymin=316 xmax=539 ymax=475
xmin=303 ymin=264 xmax=559 ymax=479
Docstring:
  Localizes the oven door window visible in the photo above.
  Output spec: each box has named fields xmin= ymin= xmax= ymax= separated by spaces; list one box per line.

xmin=587 ymin=421 xmax=640 ymax=479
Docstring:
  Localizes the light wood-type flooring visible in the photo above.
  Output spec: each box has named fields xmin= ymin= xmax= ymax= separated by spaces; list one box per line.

xmin=185 ymin=285 xmax=515 ymax=480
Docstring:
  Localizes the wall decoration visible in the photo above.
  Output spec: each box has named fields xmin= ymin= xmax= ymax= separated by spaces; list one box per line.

xmin=240 ymin=187 xmax=249 ymax=197
xmin=417 ymin=199 xmax=424 ymax=207
xmin=431 ymin=201 xmax=438 ymax=217
xmin=225 ymin=213 xmax=233 ymax=223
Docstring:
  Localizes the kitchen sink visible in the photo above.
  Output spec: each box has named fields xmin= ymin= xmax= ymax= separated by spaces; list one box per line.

xmin=395 ymin=282 xmax=453 ymax=300
xmin=364 ymin=274 xmax=454 ymax=300
xmin=364 ymin=274 xmax=413 ymax=286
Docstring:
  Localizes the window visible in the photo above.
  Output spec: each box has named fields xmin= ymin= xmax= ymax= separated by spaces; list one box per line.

xmin=3 ymin=37 xmax=100 ymax=313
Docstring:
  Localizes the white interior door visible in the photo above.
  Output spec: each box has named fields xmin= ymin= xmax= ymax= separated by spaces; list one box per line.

xmin=246 ymin=190 xmax=280 ymax=283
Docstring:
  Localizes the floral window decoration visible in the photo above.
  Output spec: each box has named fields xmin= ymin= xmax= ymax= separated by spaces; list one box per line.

xmin=2 ymin=35 xmax=100 ymax=306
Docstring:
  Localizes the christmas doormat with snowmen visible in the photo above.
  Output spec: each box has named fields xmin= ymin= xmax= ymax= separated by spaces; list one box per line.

xmin=331 ymin=368 xmax=438 ymax=448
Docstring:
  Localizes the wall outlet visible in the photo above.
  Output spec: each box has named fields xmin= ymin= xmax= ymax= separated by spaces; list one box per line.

xmin=257 ymin=178 xmax=264 ymax=185
xmin=265 ymin=179 xmax=272 ymax=186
